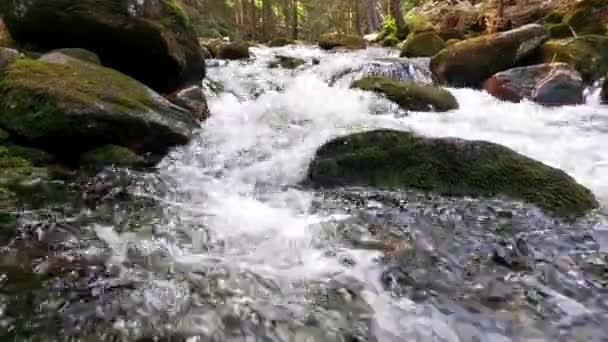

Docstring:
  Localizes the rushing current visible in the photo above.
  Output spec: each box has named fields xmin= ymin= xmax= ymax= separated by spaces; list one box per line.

xmin=3 ymin=45 xmax=608 ymax=341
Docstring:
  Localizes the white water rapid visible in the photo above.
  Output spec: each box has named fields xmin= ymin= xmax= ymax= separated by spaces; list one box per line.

xmin=97 ymin=45 xmax=608 ymax=341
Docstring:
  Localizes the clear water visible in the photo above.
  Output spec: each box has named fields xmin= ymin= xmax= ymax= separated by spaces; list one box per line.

xmin=3 ymin=45 xmax=608 ymax=341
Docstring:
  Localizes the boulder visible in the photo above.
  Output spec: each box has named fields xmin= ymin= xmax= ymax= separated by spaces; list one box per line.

xmin=400 ymin=32 xmax=446 ymax=58
xmin=269 ymin=55 xmax=306 ymax=69
xmin=305 ymin=129 xmax=597 ymax=217
xmin=166 ymin=85 xmax=210 ymax=122
xmin=319 ymin=33 xmax=366 ymax=50
xmin=563 ymin=0 xmax=608 ymax=36
xmin=430 ymin=24 xmax=549 ymax=88
xmin=217 ymin=43 xmax=250 ymax=60
xmin=0 ymin=47 xmax=20 ymax=71
xmin=0 ymin=0 xmax=205 ymax=93
xmin=483 ymin=63 xmax=584 ymax=106
xmin=0 ymin=144 xmax=54 ymax=166
xmin=268 ymin=37 xmax=294 ymax=47
xmin=535 ymin=35 xmax=608 ymax=82
xmin=351 ymin=76 xmax=458 ymax=112
xmin=0 ymin=56 xmax=198 ymax=159
xmin=81 ymin=145 xmax=144 ymax=168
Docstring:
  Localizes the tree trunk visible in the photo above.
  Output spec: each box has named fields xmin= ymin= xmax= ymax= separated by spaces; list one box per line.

xmin=366 ymin=0 xmax=381 ymax=33
xmin=262 ymin=0 xmax=273 ymax=40
xmin=354 ymin=0 xmax=363 ymax=35
xmin=292 ymin=0 xmax=298 ymax=40
xmin=389 ymin=0 xmax=406 ymax=38
xmin=496 ymin=0 xmax=504 ymax=19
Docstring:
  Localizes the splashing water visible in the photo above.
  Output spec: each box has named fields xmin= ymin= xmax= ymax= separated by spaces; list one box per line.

xmin=5 ymin=45 xmax=608 ymax=341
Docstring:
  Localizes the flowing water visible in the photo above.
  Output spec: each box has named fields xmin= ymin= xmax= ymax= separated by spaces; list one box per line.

xmin=2 ymin=45 xmax=608 ymax=341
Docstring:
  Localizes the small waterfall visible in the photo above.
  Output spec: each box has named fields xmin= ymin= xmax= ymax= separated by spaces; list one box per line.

xmin=584 ymin=78 xmax=605 ymax=106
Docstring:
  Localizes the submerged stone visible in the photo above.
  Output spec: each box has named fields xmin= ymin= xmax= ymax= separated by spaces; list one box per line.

xmin=430 ymin=24 xmax=549 ymax=88
xmin=1 ymin=0 xmax=206 ymax=93
xmin=305 ymin=129 xmax=597 ymax=218
xmin=0 ymin=56 xmax=198 ymax=159
xmin=269 ymin=55 xmax=306 ymax=69
xmin=351 ymin=76 xmax=458 ymax=112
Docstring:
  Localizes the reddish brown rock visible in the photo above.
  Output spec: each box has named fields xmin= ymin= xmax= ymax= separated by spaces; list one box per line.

xmin=483 ymin=63 xmax=584 ymax=106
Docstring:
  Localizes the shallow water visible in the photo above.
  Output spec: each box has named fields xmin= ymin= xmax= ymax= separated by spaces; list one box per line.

xmin=2 ymin=45 xmax=608 ymax=341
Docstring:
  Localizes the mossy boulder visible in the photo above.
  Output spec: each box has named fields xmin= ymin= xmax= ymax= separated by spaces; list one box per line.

xmin=0 ymin=144 xmax=54 ymax=166
xmin=483 ymin=63 xmax=584 ymax=106
xmin=400 ymin=32 xmax=446 ymax=58
xmin=351 ymin=76 xmax=458 ymax=112
xmin=563 ymin=0 xmax=608 ymax=36
xmin=217 ymin=42 xmax=250 ymax=60
xmin=269 ymin=55 xmax=306 ymax=69
xmin=545 ymin=23 xmax=574 ymax=39
xmin=534 ymin=35 xmax=608 ymax=82
xmin=318 ymin=33 xmax=366 ymax=50
xmin=0 ymin=56 xmax=198 ymax=159
xmin=81 ymin=145 xmax=144 ymax=167
xmin=0 ymin=0 xmax=206 ymax=93
xmin=44 ymin=48 xmax=101 ymax=65
xmin=430 ymin=24 xmax=549 ymax=88
xmin=305 ymin=129 xmax=597 ymax=218
xmin=268 ymin=37 xmax=294 ymax=47
xmin=0 ymin=47 xmax=21 ymax=72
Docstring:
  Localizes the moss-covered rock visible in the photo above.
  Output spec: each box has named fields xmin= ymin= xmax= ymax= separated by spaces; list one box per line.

xmin=44 ymin=48 xmax=101 ymax=65
xmin=319 ymin=33 xmax=366 ymax=50
xmin=269 ymin=55 xmax=306 ymax=69
xmin=351 ymin=76 xmax=458 ymax=112
xmin=217 ymin=42 xmax=250 ymax=60
xmin=534 ymin=35 xmax=608 ymax=82
xmin=483 ymin=63 xmax=584 ymax=106
xmin=0 ymin=144 xmax=54 ymax=166
xmin=430 ymin=24 xmax=549 ymax=88
xmin=0 ymin=0 xmax=205 ymax=93
xmin=305 ymin=129 xmax=597 ymax=218
xmin=563 ymin=0 xmax=607 ymax=36
xmin=400 ymin=31 xmax=446 ymax=58
xmin=0 ymin=56 xmax=197 ymax=159
xmin=81 ymin=145 xmax=144 ymax=167
xmin=268 ymin=37 xmax=294 ymax=47
xmin=545 ymin=23 xmax=574 ymax=39
xmin=201 ymin=38 xmax=223 ymax=58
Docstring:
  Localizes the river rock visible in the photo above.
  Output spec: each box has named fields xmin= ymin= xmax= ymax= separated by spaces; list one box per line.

xmin=217 ymin=42 xmax=250 ymax=60
xmin=0 ymin=56 xmax=198 ymax=159
xmin=268 ymin=37 xmax=294 ymax=47
xmin=483 ymin=63 xmax=584 ymax=106
xmin=43 ymin=48 xmax=101 ymax=65
xmin=563 ymin=0 xmax=607 ymax=36
xmin=166 ymin=85 xmax=210 ymax=122
xmin=318 ymin=33 xmax=366 ymax=50
xmin=351 ymin=76 xmax=458 ymax=112
xmin=269 ymin=55 xmax=306 ymax=69
xmin=400 ymin=32 xmax=446 ymax=58
xmin=305 ymin=129 xmax=597 ymax=217
xmin=0 ymin=47 xmax=20 ymax=71
xmin=430 ymin=24 xmax=549 ymax=88
xmin=535 ymin=35 xmax=608 ymax=82
xmin=0 ymin=0 xmax=206 ymax=93
xmin=81 ymin=145 xmax=144 ymax=168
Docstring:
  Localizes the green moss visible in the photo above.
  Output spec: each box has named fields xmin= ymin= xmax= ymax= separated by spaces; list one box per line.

xmin=0 ymin=58 xmax=161 ymax=139
xmin=49 ymin=48 xmax=101 ymax=65
xmin=0 ymin=144 xmax=54 ymax=165
xmin=268 ymin=37 xmax=294 ymax=47
xmin=81 ymin=144 xmax=143 ymax=167
xmin=376 ymin=16 xmax=401 ymax=45
xmin=538 ymin=35 xmax=608 ymax=82
xmin=306 ymin=130 xmax=597 ymax=218
xmin=351 ymin=76 xmax=458 ymax=112
xmin=0 ymin=128 xmax=8 ymax=141
xmin=564 ymin=2 xmax=607 ymax=36
xmin=404 ymin=10 xmax=434 ymax=33
xmin=400 ymin=31 xmax=446 ymax=57
xmin=545 ymin=23 xmax=574 ymax=39
xmin=160 ymin=0 xmax=193 ymax=31
xmin=269 ymin=55 xmax=306 ymax=69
